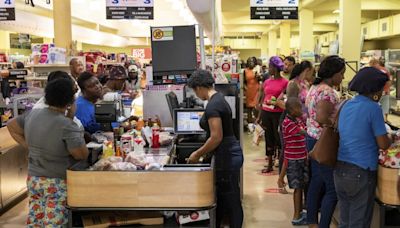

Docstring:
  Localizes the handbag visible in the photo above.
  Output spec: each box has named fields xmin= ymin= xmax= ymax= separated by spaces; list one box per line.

xmin=309 ymin=100 xmax=349 ymax=167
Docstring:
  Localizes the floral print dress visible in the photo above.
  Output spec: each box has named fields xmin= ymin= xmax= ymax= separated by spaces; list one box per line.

xmin=306 ymin=83 xmax=340 ymax=140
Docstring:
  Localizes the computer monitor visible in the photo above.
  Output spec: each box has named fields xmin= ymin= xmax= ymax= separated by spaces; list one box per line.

xmin=174 ymin=109 xmax=205 ymax=134
xmin=165 ymin=92 xmax=180 ymax=118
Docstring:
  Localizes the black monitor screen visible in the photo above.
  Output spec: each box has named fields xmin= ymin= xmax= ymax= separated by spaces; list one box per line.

xmin=174 ymin=109 xmax=205 ymax=134
xmin=151 ymin=25 xmax=197 ymax=76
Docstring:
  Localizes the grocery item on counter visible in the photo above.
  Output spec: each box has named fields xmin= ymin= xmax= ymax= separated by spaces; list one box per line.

xmin=102 ymin=140 xmax=114 ymax=158
xmin=159 ymin=132 xmax=173 ymax=146
xmin=125 ymin=153 xmax=147 ymax=168
xmin=152 ymin=123 xmax=161 ymax=148
xmin=109 ymin=162 xmax=137 ymax=171
xmin=379 ymin=126 xmax=400 ymax=168
xmin=133 ymin=133 xmax=145 ymax=155
xmin=90 ymin=156 xmax=123 ymax=171
xmin=121 ymin=133 xmax=133 ymax=155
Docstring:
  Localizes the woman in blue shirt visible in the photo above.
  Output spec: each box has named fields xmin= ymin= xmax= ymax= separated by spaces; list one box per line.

xmin=335 ymin=67 xmax=392 ymax=228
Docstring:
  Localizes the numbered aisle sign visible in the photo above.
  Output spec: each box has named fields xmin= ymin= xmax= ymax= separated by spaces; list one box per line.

xmin=250 ymin=0 xmax=298 ymax=20
xmin=106 ymin=0 xmax=153 ymax=20
xmin=0 ymin=0 xmax=15 ymax=21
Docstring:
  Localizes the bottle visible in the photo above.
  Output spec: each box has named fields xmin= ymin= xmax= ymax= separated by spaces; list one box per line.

xmin=115 ymin=141 xmax=122 ymax=157
xmin=151 ymin=123 xmax=160 ymax=148
xmin=133 ymin=132 xmax=145 ymax=155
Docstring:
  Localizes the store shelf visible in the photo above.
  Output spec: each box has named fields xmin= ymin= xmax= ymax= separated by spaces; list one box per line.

xmin=26 ymin=64 xmax=69 ymax=68
xmin=388 ymin=62 xmax=400 ymax=67
xmin=25 ymin=76 xmax=47 ymax=81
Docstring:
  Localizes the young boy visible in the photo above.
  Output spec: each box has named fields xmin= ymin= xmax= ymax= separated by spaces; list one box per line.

xmin=278 ymin=97 xmax=308 ymax=225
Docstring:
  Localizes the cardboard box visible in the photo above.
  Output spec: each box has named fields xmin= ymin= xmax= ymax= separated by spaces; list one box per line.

xmin=82 ymin=211 xmax=163 ymax=228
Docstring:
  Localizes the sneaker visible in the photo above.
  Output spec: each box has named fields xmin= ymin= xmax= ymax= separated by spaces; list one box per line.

xmin=291 ymin=215 xmax=307 ymax=226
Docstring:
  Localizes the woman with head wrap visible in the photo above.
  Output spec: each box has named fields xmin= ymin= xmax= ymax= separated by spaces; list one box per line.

xmin=334 ymin=67 xmax=391 ymax=228
xmin=257 ymin=56 xmax=288 ymax=173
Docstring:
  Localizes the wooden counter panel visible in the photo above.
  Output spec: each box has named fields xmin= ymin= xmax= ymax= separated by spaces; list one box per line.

xmin=376 ymin=165 xmax=400 ymax=205
xmin=67 ymin=170 xmax=214 ymax=208
xmin=0 ymin=127 xmax=17 ymax=151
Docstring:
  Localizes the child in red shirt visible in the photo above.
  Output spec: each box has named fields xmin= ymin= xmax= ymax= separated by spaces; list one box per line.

xmin=278 ymin=98 xmax=308 ymax=226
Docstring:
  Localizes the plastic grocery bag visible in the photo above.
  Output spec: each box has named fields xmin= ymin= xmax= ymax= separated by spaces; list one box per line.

xmin=252 ymin=124 xmax=265 ymax=146
xmin=379 ymin=131 xmax=400 ymax=169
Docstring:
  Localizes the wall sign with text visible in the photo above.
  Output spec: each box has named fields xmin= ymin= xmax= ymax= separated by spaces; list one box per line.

xmin=0 ymin=0 xmax=15 ymax=21
xmin=106 ymin=0 xmax=153 ymax=20
xmin=250 ymin=0 xmax=298 ymax=20
xmin=132 ymin=48 xmax=152 ymax=59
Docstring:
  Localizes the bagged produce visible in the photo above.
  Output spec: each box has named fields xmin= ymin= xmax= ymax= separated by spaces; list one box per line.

xmin=90 ymin=156 xmax=123 ymax=171
xmin=109 ymin=162 xmax=137 ymax=171
xmin=379 ymin=130 xmax=400 ymax=169
xmin=252 ymin=124 xmax=264 ymax=146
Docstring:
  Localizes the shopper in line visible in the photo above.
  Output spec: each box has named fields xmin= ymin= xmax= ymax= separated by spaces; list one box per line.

xmin=282 ymin=56 xmax=296 ymax=79
xmin=33 ymin=71 xmax=83 ymax=128
xmin=187 ymin=70 xmax=243 ymax=228
xmin=278 ymin=98 xmax=308 ymax=225
xmin=69 ymin=58 xmax=84 ymax=80
xmin=7 ymin=78 xmax=88 ymax=227
xmin=75 ymin=72 xmax=103 ymax=134
xmin=287 ymin=60 xmax=315 ymax=121
xmin=244 ymin=57 xmax=260 ymax=125
xmin=104 ymin=65 xmax=137 ymax=99
xmin=257 ymin=56 xmax=288 ymax=173
xmin=277 ymin=61 xmax=314 ymax=193
xmin=1 ymin=61 xmax=24 ymax=100
xmin=335 ymin=67 xmax=391 ymax=228
xmin=306 ymin=55 xmax=345 ymax=228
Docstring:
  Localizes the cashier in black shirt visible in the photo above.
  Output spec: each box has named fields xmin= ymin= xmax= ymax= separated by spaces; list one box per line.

xmin=187 ymin=70 xmax=243 ymax=228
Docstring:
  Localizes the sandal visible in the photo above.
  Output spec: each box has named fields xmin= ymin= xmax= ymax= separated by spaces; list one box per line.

xmin=261 ymin=167 xmax=273 ymax=173
xmin=278 ymin=187 xmax=288 ymax=194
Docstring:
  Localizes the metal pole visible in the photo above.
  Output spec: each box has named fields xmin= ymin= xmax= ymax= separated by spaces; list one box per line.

xmin=211 ymin=0 xmax=215 ymax=75
xmin=199 ymin=25 xmax=206 ymax=70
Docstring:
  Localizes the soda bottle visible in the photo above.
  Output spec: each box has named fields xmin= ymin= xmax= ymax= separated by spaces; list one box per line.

xmin=151 ymin=123 xmax=160 ymax=148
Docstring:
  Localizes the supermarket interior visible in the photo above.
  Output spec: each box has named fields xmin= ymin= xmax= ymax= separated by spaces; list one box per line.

xmin=0 ymin=0 xmax=400 ymax=227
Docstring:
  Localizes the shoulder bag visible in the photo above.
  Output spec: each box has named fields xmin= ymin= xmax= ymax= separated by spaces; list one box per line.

xmin=309 ymin=99 xmax=349 ymax=167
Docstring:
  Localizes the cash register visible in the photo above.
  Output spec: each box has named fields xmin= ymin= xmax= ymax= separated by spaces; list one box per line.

xmin=166 ymin=91 xmax=207 ymax=163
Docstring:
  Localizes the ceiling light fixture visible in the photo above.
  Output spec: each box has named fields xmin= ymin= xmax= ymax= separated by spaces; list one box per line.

xmin=333 ymin=9 xmax=340 ymax=14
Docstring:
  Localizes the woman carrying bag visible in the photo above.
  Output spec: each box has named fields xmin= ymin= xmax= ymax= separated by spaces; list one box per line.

xmin=305 ymin=55 xmax=345 ymax=228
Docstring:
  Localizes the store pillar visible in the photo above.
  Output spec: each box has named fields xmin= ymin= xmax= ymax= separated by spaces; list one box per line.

xmin=261 ymin=34 xmax=268 ymax=57
xmin=268 ymin=30 xmax=277 ymax=57
xmin=0 ymin=30 xmax=10 ymax=52
xmin=280 ymin=23 xmax=291 ymax=56
xmin=53 ymin=0 xmax=72 ymax=55
xmin=299 ymin=9 xmax=314 ymax=56
xmin=339 ymin=0 xmax=361 ymax=82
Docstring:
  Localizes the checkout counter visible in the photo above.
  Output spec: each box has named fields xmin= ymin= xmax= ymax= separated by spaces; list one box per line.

xmin=0 ymin=127 xmax=28 ymax=213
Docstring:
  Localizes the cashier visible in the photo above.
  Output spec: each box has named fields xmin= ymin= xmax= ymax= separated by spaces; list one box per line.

xmin=7 ymin=78 xmax=88 ymax=227
xmin=103 ymin=65 xmax=137 ymax=99
xmin=75 ymin=72 xmax=103 ymax=134
xmin=187 ymin=69 xmax=243 ymax=228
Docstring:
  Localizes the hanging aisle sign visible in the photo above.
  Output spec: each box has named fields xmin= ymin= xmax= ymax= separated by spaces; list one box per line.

xmin=250 ymin=0 xmax=298 ymax=20
xmin=106 ymin=0 xmax=154 ymax=20
xmin=0 ymin=0 xmax=15 ymax=21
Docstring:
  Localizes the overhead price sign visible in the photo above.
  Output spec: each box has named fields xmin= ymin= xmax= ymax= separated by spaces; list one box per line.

xmin=250 ymin=0 xmax=298 ymax=20
xmin=106 ymin=0 xmax=153 ymax=20
xmin=0 ymin=0 xmax=15 ymax=21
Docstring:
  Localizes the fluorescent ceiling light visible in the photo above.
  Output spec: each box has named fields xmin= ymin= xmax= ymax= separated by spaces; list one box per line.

xmin=333 ymin=9 xmax=340 ymax=14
